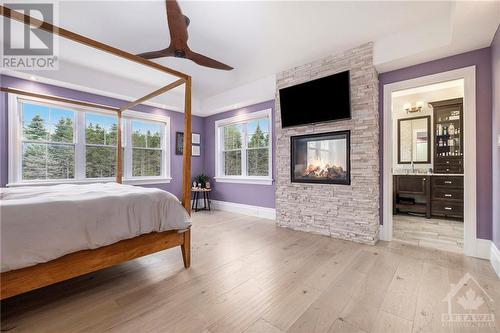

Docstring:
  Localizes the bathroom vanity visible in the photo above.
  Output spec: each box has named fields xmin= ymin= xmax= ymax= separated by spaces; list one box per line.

xmin=393 ymin=174 xmax=463 ymax=219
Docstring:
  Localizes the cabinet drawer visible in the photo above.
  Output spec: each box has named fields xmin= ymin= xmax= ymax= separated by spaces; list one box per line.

xmin=432 ymin=176 xmax=463 ymax=188
xmin=395 ymin=175 xmax=428 ymax=195
xmin=432 ymin=188 xmax=463 ymax=201
xmin=434 ymin=164 xmax=463 ymax=174
xmin=435 ymin=157 xmax=462 ymax=166
xmin=431 ymin=201 xmax=463 ymax=218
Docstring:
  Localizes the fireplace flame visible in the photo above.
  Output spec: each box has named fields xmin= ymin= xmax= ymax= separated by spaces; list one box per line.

xmin=302 ymin=160 xmax=345 ymax=179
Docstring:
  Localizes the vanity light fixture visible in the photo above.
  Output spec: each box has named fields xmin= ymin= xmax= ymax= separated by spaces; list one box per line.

xmin=404 ymin=101 xmax=424 ymax=113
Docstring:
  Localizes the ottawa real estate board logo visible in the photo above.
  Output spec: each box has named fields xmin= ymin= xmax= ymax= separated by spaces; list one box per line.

xmin=2 ymin=3 xmax=58 ymax=70
xmin=442 ymin=272 xmax=495 ymax=328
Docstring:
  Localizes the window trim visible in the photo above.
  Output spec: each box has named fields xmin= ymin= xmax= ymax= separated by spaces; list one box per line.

xmin=7 ymin=94 xmax=171 ymax=186
xmin=214 ymin=108 xmax=273 ymax=185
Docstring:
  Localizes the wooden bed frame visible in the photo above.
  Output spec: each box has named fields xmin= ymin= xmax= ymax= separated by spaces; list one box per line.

xmin=0 ymin=6 xmax=192 ymax=300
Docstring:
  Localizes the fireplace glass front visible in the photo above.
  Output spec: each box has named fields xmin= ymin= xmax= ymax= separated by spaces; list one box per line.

xmin=291 ymin=131 xmax=350 ymax=185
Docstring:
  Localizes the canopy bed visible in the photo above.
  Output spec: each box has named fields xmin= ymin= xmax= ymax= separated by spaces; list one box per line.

xmin=0 ymin=5 xmax=193 ymax=300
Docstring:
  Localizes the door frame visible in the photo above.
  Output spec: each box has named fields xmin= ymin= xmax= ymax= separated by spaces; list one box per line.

xmin=381 ymin=66 xmax=478 ymax=257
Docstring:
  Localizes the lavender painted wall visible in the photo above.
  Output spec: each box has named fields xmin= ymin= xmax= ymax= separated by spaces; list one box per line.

xmin=1 ymin=47 xmax=496 ymax=234
xmin=379 ymin=47 xmax=493 ymax=240
xmin=0 ymin=75 xmax=205 ymax=199
xmin=203 ymin=100 xmax=276 ymax=208
xmin=492 ymin=26 xmax=500 ymax=248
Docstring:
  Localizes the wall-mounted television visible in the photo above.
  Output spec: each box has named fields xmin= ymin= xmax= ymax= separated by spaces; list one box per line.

xmin=279 ymin=70 xmax=351 ymax=128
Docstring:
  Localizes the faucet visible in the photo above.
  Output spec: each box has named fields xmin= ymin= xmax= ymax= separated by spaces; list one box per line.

xmin=411 ymin=160 xmax=415 ymax=173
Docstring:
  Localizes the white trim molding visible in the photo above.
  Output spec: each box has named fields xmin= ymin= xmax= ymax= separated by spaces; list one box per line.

xmin=490 ymin=241 xmax=500 ymax=279
xmin=382 ymin=66 xmax=478 ymax=257
xmin=475 ymin=238 xmax=492 ymax=260
xmin=209 ymin=200 xmax=276 ymax=220
xmin=214 ymin=108 xmax=273 ymax=185
xmin=7 ymin=93 xmax=171 ymax=187
xmin=214 ymin=176 xmax=273 ymax=186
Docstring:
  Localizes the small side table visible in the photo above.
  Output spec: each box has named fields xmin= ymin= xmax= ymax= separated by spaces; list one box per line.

xmin=192 ymin=188 xmax=211 ymax=212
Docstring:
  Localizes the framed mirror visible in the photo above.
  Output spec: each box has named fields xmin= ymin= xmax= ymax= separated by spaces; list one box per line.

xmin=397 ymin=116 xmax=431 ymax=164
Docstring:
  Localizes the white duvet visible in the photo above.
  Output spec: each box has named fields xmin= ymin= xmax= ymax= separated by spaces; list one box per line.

xmin=0 ymin=183 xmax=191 ymax=272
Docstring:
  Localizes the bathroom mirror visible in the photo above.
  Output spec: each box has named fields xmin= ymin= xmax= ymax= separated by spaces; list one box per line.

xmin=397 ymin=116 xmax=430 ymax=164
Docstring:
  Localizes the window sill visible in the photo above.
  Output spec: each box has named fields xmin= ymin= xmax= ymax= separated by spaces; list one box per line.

xmin=214 ymin=177 xmax=273 ymax=185
xmin=7 ymin=177 xmax=172 ymax=187
xmin=123 ymin=177 xmax=172 ymax=185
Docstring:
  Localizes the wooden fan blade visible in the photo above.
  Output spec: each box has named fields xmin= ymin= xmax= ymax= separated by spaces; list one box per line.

xmin=136 ymin=48 xmax=174 ymax=60
xmin=166 ymin=0 xmax=188 ymax=49
xmin=186 ymin=50 xmax=233 ymax=70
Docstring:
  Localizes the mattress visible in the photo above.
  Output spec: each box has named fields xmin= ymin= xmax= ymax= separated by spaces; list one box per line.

xmin=0 ymin=183 xmax=191 ymax=272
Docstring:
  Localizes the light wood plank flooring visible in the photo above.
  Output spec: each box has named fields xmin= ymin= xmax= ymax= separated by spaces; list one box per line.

xmin=393 ymin=214 xmax=464 ymax=253
xmin=1 ymin=210 xmax=498 ymax=333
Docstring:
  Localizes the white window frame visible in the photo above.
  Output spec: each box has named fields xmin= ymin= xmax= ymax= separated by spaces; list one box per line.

xmin=214 ymin=108 xmax=273 ymax=185
xmin=7 ymin=94 xmax=171 ymax=186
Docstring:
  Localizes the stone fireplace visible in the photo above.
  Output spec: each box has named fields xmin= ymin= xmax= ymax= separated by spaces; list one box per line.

xmin=291 ymin=131 xmax=350 ymax=185
xmin=275 ymin=43 xmax=379 ymax=245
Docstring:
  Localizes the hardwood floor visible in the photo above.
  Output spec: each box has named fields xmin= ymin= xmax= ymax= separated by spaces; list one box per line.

xmin=393 ymin=214 xmax=464 ymax=253
xmin=1 ymin=210 xmax=498 ymax=333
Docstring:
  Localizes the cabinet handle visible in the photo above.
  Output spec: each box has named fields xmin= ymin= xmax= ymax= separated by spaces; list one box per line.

xmin=445 ymin=207 xmax=452 ymax=210
xmin=445 ymin=181 xmax=452 ymax=184
xmin=444 ymin=194 xmax=452 ymax=197
xmin=446 ymin=169 xmax=450 ymax=171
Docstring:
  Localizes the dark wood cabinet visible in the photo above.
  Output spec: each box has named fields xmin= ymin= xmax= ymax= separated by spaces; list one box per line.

xmin=394 ymin=99 xmax=464 ymax=221
xmin=431 ymin=175 xmax=464 ymax=219
xmin=394 ymin=175 xmax=463 ymax=220
xmin=393 ymin=175 xmax=431 ymax=218
xmin=431 ymin=176 xmax=463 ymax=188
xmin=430 ymin=98 xmax=463 ymax=174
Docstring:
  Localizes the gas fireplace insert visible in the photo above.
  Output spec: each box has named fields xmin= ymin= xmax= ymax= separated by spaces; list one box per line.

xmin=291 ymin=131 xmax=350 ymax=185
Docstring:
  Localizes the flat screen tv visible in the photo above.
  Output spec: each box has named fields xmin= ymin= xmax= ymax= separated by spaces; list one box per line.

xmin=279 ymin=70 xmax=351 ymax=128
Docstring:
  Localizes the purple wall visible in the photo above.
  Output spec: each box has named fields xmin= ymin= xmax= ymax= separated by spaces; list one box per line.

xmin=1 ymin=46 xmax=496 ymax=238
xmin=492 ymin=26 xmax=500 ymax=248
xmin=0 ymin=75 xmax=205 ymax=199
xmin=203 ymin=100 xmax=276 ymax=208
xmin=379 ymin=47 xmax=493 ymax=240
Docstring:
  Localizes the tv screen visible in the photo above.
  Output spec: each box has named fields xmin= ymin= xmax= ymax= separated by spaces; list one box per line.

xmin=279 ymin=70 xmax=351 ymax=128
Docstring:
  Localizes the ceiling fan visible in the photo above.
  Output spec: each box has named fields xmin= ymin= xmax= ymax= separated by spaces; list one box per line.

xmin=137 ymin=0 xmax=233 ymax=71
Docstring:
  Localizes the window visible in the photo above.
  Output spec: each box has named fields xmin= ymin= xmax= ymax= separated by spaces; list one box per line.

xmin=8 ymin=96 xmax=171 ymax=186
xmin=131 ymin=120 xmax=163 ymax=177
xmin=21 ymin=102 xmax=75 ymax=180
xmin=85 ymin=113 xmax=118 ymax=178
xmin=215 ymin=109 xmax=272 ymax=185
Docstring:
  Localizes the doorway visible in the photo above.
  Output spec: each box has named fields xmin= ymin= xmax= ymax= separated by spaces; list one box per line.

xmin=392 ymin=80 xmax=463 ymax=252
xmin=382 ymin=67 xmax=479 ymax=257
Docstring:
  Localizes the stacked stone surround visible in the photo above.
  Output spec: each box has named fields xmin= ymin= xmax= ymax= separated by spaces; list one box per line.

xmin=275 ymin=43 xmax=379 ymax=245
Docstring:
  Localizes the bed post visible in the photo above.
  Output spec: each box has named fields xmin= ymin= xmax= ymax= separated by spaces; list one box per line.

xmin=181 ymin=76 xmax=192 ymax=214
xmin=116 ymin=110 xmax=123 ymax=184
xmin=181 ymin=76 xmax=192 ymax=268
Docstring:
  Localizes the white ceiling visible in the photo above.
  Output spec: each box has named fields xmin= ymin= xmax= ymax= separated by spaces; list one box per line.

xmin=1 ymin=1 xmax=499 ymax=116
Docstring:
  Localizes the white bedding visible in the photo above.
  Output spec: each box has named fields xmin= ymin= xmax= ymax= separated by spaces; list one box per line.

xmin=0 ymin=183 xmax=191 ymax=272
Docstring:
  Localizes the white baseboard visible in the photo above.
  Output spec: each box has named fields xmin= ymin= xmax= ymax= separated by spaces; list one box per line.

xmin=210 ymin=200 xmax=276 ymax=220
xmin=490 ymin=241 xmax=500 ymax=279
xmin=379 ymin=224 xmax=389 ymax=241
xmin=475 ymin=239 xmax=491 ymax=260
